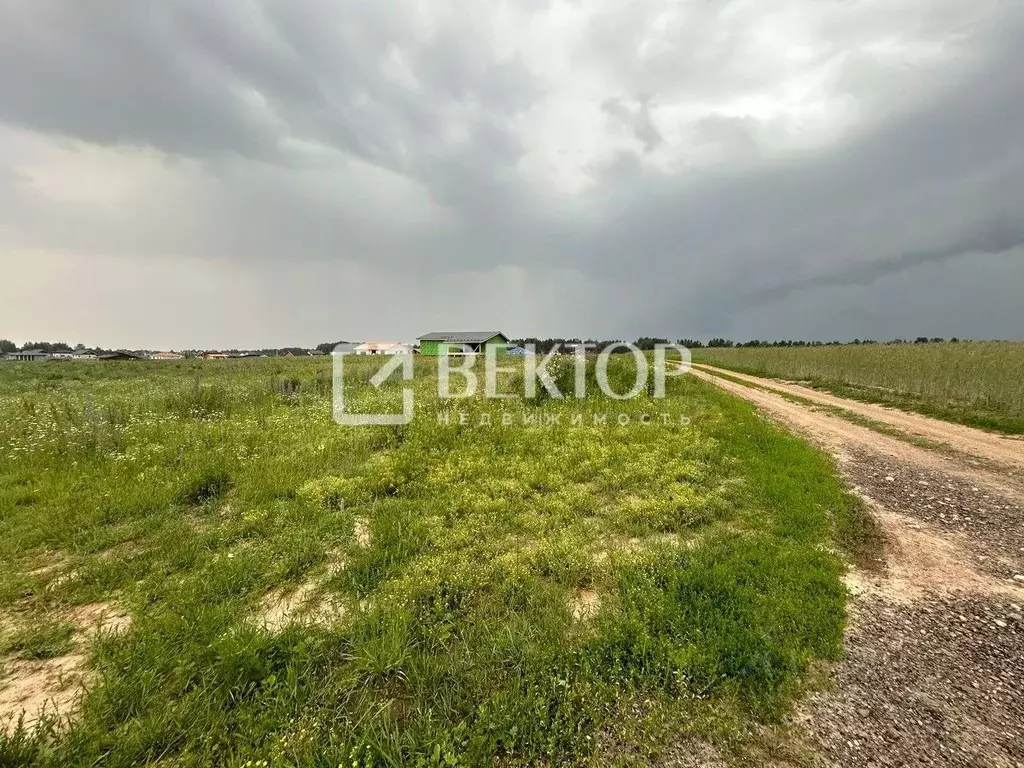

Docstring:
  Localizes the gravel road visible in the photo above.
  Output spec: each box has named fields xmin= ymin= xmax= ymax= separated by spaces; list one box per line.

xmin=690 ymin=366 xmax=1024 ymax=767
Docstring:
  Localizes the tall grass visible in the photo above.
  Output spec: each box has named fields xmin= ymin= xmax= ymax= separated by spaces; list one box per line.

xmin=0 ymin=357 xmax=867 ymax=765
xmin=693 ymin=342 xmax=1024 ymax=434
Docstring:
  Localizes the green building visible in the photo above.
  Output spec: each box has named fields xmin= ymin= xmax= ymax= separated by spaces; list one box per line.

xmin=416 ymin=331 xmax=510 ymax=356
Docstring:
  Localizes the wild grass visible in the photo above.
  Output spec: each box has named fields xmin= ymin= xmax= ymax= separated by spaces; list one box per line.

xmin=693 ymin=342 xmax=1024 ymax=434
xmin=0 ymin=357 xmax=867 ymax=765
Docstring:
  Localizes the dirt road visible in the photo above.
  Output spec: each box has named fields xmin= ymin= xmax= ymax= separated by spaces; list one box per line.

xmin=694 ymin=364 xmax=1024 ymax=472
xmin=690 ymin=365 xmax=1024 ymax=767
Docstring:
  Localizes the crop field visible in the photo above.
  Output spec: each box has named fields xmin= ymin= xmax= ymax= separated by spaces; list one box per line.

xmin=692 ymin=342 xmax=1024 ymax=435
xmin=0 ymin=357 xmax=869 ymax=766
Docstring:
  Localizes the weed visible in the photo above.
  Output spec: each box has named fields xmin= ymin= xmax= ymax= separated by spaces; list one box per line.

xmin=0 ymin=356 xmax=858 ymax=765
xmin=4 ymin=621 xmax=75 ymax=660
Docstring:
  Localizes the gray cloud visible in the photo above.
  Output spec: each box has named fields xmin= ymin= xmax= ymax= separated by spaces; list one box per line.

xmin=601 ymin=96 xmax=662 ymax=152
xmin=1 ymin=0 xmax=1023 ymax=346
xmin=740 ymin=218 xmax=1024 ymax=308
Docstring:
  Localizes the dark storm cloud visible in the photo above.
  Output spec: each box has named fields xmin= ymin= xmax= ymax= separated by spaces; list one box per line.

xmin=570 ymin=12 xmax=1024 ymax=336
xmin=0 ymin=0 xmax=540 ymax=205
xmin=1 ymin=0 xmax=1023 ymax=344
xmin=740 ymin=218 xmax=1024 ymax=308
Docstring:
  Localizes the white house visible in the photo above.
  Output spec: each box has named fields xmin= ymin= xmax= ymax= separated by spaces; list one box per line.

xmin=50 ymin=349 xmax=76 ymax=360
xmin=354 ymin=342 xmax=398 ymax=355
xmin=354 ymin=342 xmax=417 ymax=355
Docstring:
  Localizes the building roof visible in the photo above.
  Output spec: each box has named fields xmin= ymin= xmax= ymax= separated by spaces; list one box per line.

xmin=416 ymin=331 xmax=506 ymax=343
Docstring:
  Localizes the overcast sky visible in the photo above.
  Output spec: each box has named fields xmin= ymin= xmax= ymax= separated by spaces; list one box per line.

xmin=1 ymin=0 xmax=1022 ymax=349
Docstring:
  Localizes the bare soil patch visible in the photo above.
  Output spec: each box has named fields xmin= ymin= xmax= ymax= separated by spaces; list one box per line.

xmin=569 ymin=589 xmax=601 ymax=621
xmin=354 ymin=517 xmax=371 ymax=548
xmin=257 ymin=582 xmax=347 ymax=632
xmin=0 ymin=602 xmax=131 ymax=733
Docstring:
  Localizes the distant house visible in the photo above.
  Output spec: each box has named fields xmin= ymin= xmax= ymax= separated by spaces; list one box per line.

xmin=150 ymin=351 xmax=183 ymax=361
xmin=73 ymin=349 xmax=97 ymax=360
xmin=199 ymin=352 xmax=229 ymax=360
xmin=50 ymin=348 xmax=76 ymax=360
xmin=416 ymin=332 xmax=509 ymax=356
xmin=97 ymin=351 xmax=143 ymax=361
xmin=354 ymin=342 xmax=401 ymax=355
xmin=505 ymin=346 xmax=527 ymax=355
xmin=8 ymin=349 xmax=50 ymax=361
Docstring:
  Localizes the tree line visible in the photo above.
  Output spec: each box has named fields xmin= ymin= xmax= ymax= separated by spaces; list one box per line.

xmin=2 ymin=336 xmax=973 ymax=357
xmin=510 ymin=336 xmax=968 ymax=352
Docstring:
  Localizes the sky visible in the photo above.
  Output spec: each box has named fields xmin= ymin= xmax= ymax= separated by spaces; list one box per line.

xmin=1 ymin=0 xmax=1022 ymax=349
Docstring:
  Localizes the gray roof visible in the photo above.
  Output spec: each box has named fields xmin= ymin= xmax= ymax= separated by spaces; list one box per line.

xmin=416 ymin=331 xmax=507 ymax=343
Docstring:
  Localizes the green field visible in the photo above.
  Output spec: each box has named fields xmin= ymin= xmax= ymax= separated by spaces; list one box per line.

xmin=0 ymin=357 xmax=871 ymax=766
xmin=692 ymin=342 xmax=1024 ymax=435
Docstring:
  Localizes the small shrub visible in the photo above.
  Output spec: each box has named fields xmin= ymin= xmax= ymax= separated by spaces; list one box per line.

xmin=178 ymin=468 xmax=233 ymax=505
xmin=297 ymin=476 xmax=354 ymax=511
xmin=166 ymin=378 xmax=232 ymax=418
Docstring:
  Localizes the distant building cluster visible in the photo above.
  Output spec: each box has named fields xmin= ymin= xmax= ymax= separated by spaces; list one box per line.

xmin=3 ymin=348 xmax=120 ymax=361
xmin=0 ymin=348 xmax=298 ymax=362
xmin=335 ymin=332 xmax=511 ymax=356
xmin=1 ymin=332 xmax=524 ymax=362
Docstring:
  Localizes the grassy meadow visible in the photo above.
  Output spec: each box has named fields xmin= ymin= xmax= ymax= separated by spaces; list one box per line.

xmin=693 ymin=342 xmax=1024 ymax=435
xmin=0 ymin=356 xmax=870 ymax=766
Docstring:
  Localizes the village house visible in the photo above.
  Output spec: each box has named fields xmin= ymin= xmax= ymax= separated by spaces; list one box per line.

xmin=7 ymin=349 xmax=50 ymax=361
xmin=416 ymin=331 xmax=509 ymax=356
xmin=354 ymin=342 xmax=414 ymax=355
xmin=150 ymin=351 xmax=183 ymax=361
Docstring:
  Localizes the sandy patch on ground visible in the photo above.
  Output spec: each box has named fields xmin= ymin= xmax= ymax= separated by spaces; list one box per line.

xmin=0 ymin=602 xmax=131 ymax=733
xmin=257 ymin=583 xmax=347 ymax=632
xmin=353 ymin=517 xmax=371 ymax=548
xmin=569 ymin=589 xmax=601 ymax=621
